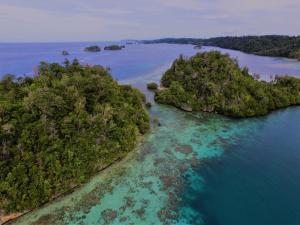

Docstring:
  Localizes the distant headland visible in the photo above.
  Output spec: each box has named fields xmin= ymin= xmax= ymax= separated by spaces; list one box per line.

xmin=143 ymin=35 xmax=300 ymax=60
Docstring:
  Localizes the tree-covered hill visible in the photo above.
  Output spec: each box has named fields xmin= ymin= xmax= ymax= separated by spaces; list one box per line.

xmin=155 ymin=51 xmax=300 ymax=117
xmin=205 ymin=36 xmax=300 ymax=60
xmin=144 ymin=35 xmax=300 ymax=60
xmin=0 ymin=60 xmax=149 ymax=213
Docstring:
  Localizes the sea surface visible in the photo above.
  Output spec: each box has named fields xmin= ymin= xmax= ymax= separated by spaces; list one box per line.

xmin=1 ymin=43 xmax=300 ymax=225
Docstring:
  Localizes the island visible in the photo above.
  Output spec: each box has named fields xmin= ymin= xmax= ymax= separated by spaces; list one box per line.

xmin=62 ymin=50 xmax=69 ymax=56
xmin=104 ymin=45 xmax=125 ymax=50
xmin=155 ymin=51 xmax=300 ymax=118
xmin=144 ymin=35 xmax=300 ymax=60
xmin=0 ymin=60 xmax=150 ymax=217
xmin=84 ymin=45 xmax=101 ymax=52
xmin=147 ymin=82 xmax=158 ymax=90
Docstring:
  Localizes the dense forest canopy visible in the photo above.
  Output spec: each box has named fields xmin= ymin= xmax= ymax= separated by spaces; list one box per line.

xmin=0 ymin=60 xmax=149 ymax=213
xmin=205 ymin=36 xmax=300 ymax=59
xmin=144 ymin=35 xmax=300 ymax=60
xmin=155 ymin=51 xmax=300 ymax=117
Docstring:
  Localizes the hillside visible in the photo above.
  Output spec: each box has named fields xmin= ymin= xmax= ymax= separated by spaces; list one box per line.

xmin=144 ymin=35 xmax=300 ymax=60
xmin=0 ymin=60 xmax=150 ymax=213
xmin=155 ymin=52 xmax=300 ymax=117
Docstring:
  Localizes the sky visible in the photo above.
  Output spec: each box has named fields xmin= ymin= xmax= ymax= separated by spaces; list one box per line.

xmin=0 ymin=0 xmax=299 ymax=42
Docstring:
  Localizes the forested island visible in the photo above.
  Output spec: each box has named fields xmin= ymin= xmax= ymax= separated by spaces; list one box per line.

xmin=104 ymin=45 xmax=125 ymax=50
xmin=144 ymin=35 xmax=300 ymax=60
xmin=84 ymin=45 xmax=101 ymax=52
xmin=155 ymin=51 xmax=300 ymax=117
xmin=147 ymin=82 xmax=158 ymax=90
xmin=0 ymin=60 xmax=149 ymax=215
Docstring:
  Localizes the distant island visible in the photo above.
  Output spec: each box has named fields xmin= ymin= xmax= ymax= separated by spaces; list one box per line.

xmin=85 ymin=45 xmax=101 ymax=52
xmin=144 ymin=35 xmax=300 ymax=60
xmin=0 ymin=60 xmax=149 ymax=215
xmin=155 ymin=51 xmax=300 ymax=118
xmin=62 ymin=50 xmax=69 ymax=56
xmin=104 ymin=45 xmax=125 ymax=50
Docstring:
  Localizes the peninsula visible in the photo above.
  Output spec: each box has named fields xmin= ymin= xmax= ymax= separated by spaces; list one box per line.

xmin=144 ymin=35 xmax=300 ymax=60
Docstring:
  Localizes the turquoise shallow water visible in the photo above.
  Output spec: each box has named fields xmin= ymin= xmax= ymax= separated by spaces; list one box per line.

xmin=1 ymin=43 xmax=300 ymax=225
xmin=12 ymin=104 xmax=256 ymax=225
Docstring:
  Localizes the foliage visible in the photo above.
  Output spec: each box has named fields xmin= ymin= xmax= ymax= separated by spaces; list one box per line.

xmin=155 ymin=52 xmax=300 ymax=117
xmin=145 ymin=102 xmax=152 ymax=108
xmin=143 ymin=38 xmax=200 ymax=45
xmin=205 ymin=36 xmax=300 ymax=60
xmin=147 ymin=82 xmax=158 ymax=90
xmin=0 ymin=60 xmax=150 ymax=213
xmin=85 ymin=45 xmax=101 ymax=52
xmin=145 ymin=35 xmax=300 ymax=60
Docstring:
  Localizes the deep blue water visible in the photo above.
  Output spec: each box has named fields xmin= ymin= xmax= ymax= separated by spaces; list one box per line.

xmin=2 ymin=43 xmax=300 ymax=225
xmin=0 ymin=42 xmax=198 ymax=81
xmin=185 ymin=108 xmax=300 ymax=225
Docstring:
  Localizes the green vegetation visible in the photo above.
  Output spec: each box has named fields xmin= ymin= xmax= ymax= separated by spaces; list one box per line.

xmin=144 ymin=38 xmax=199 ymax=45
xmin=0 ymin=60 xmax=150 ymax=213
xmin=145 ymin=102 xmax=152 ymax=108
xmin=62 ymin=50 xmax=69 ymax=56
xmin=85 ymin=45 xmax=101 ymax=52
xmin=205 ymin=36 xmax=300 ymax=60
xmin=144 ymin=35 xmax=300 ymax=60
xmin=147 ymin=82 xmax=158 ymax=90
xmin=104 ymin=45 xmax=125 ymax=50
xmin=155 ymin=52 xmax=300 ymax=117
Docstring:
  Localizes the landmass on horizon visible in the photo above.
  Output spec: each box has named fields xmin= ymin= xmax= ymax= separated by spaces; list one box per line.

xmin=143 ymin=35 xmax=300 ymax=60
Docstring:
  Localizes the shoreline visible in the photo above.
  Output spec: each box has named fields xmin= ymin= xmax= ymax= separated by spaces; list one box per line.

xmin=1 ymin=136 xmax=147 ymax=225
xmin=2 ymin=158 xmax=123 ymax=225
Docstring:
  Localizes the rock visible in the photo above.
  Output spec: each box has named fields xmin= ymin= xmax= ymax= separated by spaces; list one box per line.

xmin=175 ymin=144 xmax=193 ymax=154
xmin=180 ymin=104 xmax=193 ymax=112
xmin=62 ymin=50 xmax=69 ymax=56
xmin=202 ymin=106 xmax=215 ymax=113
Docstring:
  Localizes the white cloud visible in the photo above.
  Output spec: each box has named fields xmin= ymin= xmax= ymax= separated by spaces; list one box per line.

xmin=156 ymin=0 xmax=209 ymax=11
xmin=0 ymin=3 xmax=140 ymax=42
xmin=0 ymin=0 xmax=299 ymax=42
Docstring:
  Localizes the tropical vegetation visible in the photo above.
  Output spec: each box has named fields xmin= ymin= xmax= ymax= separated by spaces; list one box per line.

xmin=145 ymin=35 xmax=300 ymax=60
xmin=0 ymin=60 xmax=150 ymax=213
xmin=155 ymin=51 xmax=300 ymax=117
xmin=147 ymin=82 xmax=158 ymax=90
xmin=205 ymin=36 xmax=300 ymax=60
